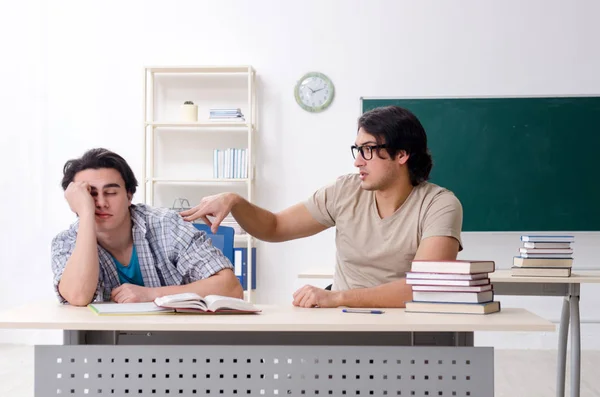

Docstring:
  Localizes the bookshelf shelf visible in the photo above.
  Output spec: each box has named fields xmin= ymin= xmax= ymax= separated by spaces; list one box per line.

xmin=147 ymin=65 xmax=252 ymax=74
xmin=147 ymin=178 xmax=250 ymax=185
xmin=147 ymin=121 xmax=251 ymax=129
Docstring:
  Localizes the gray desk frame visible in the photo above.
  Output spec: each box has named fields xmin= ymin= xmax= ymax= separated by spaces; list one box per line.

xmin=493 ymin=281 xmax=580 ymax=397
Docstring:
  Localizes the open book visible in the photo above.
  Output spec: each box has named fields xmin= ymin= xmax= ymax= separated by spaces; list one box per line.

xmin=88 ymin=293 xmax=260 ymax=315
xmin=154 ymin=293 xmax=260 ymax=313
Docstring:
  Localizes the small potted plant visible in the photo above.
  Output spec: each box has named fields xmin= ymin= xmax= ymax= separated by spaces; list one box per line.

xmin=181 ymin=100 xmax=198 ymax=122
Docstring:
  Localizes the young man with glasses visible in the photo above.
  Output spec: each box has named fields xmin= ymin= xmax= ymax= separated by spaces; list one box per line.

xmin=181 ymin=106 xmax=463 ymax=308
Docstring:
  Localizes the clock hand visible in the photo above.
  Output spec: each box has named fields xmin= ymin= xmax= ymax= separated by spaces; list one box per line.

xmin=313 ymin=87 xmax=326 ymax=93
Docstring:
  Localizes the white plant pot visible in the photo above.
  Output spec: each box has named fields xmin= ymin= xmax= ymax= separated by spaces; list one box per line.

xmin=180 ymin=104 xmax=198 ymax=122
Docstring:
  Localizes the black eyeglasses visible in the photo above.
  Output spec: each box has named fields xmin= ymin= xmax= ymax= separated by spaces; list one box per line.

xmin=351 ymin=144 xmax=388 ymax=160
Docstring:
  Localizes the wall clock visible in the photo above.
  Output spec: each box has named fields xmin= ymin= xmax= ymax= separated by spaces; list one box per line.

xmin=294 ymin=72 xmax=335 ymax=113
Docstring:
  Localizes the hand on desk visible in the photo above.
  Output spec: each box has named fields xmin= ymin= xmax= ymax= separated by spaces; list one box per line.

xmin=111 ymin=284 xmax=156 ymax=303
xmin=293 ymin=285 xmax=340 ymax=308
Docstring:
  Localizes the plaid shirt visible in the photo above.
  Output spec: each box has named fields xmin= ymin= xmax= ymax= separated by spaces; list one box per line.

xmin=51 ymin=204 xmax=233 ymax=303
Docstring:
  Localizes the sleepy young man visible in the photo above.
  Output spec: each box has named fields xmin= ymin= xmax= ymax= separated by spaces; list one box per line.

xmin=51 ymin=148 xmax=243 ymax=306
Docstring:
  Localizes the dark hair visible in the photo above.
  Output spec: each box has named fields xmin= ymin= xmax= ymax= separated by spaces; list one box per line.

xmin=61 ymin=148 xmax=138 ymax=195
xmin=358 ymin=106 xmax=433 ymax=186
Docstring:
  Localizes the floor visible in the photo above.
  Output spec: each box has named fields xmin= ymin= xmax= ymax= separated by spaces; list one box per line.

xmin=1 ymin=345 xmax=598 ymax=396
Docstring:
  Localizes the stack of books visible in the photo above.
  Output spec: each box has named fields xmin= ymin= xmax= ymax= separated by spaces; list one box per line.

xmin=405 ymin=260 xmax=500 ymax=315
xmin=511 ymin=235 xmax=574 ymax=277
xmin=209 ymin=108 xmax=245 ymax=122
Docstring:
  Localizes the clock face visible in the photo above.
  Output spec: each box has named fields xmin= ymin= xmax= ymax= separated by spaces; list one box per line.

xmin=294 ymin=72 xmax=335 ymax=113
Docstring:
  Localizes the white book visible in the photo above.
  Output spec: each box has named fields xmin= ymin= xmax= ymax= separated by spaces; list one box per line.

xmin=406 ymin=272 xmax=489 ymax=281
xmin=405 ymin=301 xmax=500 ymax=315
xmin=236 ymin=148 xmax=241 ymax=179
xmin=406 ymin=278 xmax=490 ymax=286
xmin=513 ymin=256 xmax=573 ymax=268
xmin=232 ymin=148 xmax=237 ymax=179
xmin=88 ymin=302 xmax=170 ymax=315
xmin=155 ymin=293 xmax=260 ymax=313
xmin=218 ymin=150 xmax=224 ymax=179
xmin=226 ymin=148 xmax=231 ymax=179
xmin=523 ymin=242 xmax=571 ymax=249
xmin=521 ymin=235 xmax=575 ymax=243
xmin=213 ymin=149 xmax=218 ymax=179
xmin=410 ymin=260 xmax=495 ymax=274
xmin=511 ymin=267 xmax=571 ymax=278
xmin=520 ymin=253 xmax=573 ymax=259
xmin=412 ymin=290 xmax=494 ymax=304
xmin=411 ymin=284 xmax=493 ymax=293
xmin=242 ymin=149 xmax=248 ymax=179
xmin=519 ymin=248 xmax=573 ymax=254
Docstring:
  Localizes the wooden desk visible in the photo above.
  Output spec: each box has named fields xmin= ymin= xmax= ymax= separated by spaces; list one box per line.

xmin=490 ymin=270 xmax=600 ymax=397
xmin=0 ymin=301 xmax=552 ymax=397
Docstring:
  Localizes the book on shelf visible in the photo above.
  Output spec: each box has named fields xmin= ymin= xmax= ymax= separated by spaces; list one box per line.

xmin=213 ymin=148 xmax=248 ymax=179
xmin=412 ymin=290 xmax=493 ymax=304
xmin=209 ymin=108 xmax=243 ymax=113
xmin=405 ymin=300 xmax=501 ymax=315
xmin=513 ymin=257 xmax=573 ymax=268
xmin=410 ymin=260 xmax=495 ymax=274
xmin=88 ymin=293 xmax=261 ymax=316
xmin=209 ymin=108 xmax=245 ymax=121
xmin=511 ymin=267 xmax=571 ymax=277
xmin=210 ymin=117 xmax=245 ymax=122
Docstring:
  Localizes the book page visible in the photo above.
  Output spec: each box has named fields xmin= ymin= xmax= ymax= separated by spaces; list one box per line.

xmin=204 ymin=295 xmax=256 ymax=312
xmin=155 ymin=292 xmax=205 ymax=307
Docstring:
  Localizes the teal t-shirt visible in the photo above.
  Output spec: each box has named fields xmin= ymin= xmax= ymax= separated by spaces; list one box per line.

xmin=111 ymin=245 xmax=144 ymax=286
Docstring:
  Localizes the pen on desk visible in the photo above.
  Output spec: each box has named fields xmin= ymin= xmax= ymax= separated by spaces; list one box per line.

xmin=342 ymin=309 xmax=385 ymax=314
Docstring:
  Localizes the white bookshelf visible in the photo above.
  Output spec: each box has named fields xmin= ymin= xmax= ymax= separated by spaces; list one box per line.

xmin=146 ymin=122 xmax=252 ymax=128
xmin=150 ymin=178 xmax=251 ymax=184
xmin=143 ymin=65 xmax=257 ymax=301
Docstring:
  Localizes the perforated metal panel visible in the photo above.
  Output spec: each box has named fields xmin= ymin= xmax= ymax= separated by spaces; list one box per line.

xmin=36 ymin=345 xmax=493 ymax=396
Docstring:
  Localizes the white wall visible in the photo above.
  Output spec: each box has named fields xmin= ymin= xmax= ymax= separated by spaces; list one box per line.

xmin=1 ymin=0 xmax=599 ymax=347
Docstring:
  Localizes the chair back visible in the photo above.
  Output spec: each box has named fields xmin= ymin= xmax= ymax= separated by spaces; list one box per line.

xmin=192 ymin=223 xmax=235 ymax=264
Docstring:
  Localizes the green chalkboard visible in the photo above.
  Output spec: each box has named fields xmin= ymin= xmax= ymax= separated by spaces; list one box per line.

xmin=362 ymin=97 xmax=600 ymax=231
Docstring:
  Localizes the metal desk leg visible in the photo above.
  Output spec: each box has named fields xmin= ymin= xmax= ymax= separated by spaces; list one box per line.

xmin=569 ymin=284 xmax=581 ymax=397
xmin=63 ymin=330 xmax=85 ymax=345
xmin=557 ymin=297 xmax=570 ymax=397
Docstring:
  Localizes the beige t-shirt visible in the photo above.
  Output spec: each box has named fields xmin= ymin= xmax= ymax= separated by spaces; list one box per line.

xmin=304 ymin=174 xmax=463 ymax=291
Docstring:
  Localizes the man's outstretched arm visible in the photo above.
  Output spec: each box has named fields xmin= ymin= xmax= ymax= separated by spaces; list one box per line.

xmin=181 ymin=193 xmax=328 ymax=242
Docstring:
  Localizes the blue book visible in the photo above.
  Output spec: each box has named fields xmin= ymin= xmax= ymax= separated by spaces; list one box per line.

xmin=234 ymin=247 xmax=257 ymax=290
